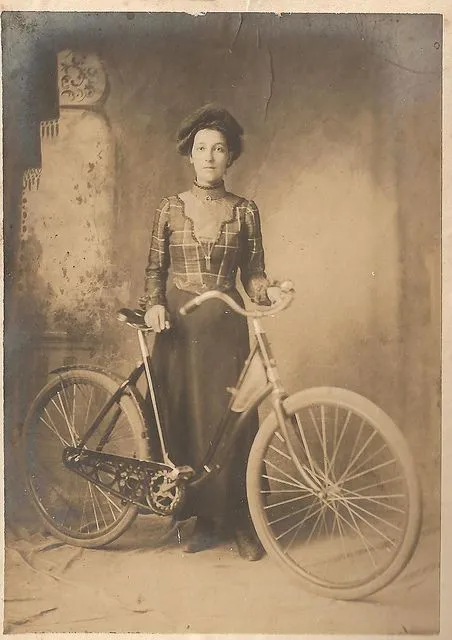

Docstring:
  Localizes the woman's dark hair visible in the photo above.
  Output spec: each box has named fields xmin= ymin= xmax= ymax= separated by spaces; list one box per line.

xmin=176 ymin=105 xmax=244 ymax=164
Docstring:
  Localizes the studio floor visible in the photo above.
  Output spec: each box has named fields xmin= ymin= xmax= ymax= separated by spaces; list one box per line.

xmin=4 ymin=508 xmax=440 ymax=635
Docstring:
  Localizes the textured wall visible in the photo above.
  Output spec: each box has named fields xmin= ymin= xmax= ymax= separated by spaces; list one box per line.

xmin=3 ymin=13 xmax=441 ymax=522
xmin=20 ymin=110 xmax=120 ymax=332
xmin=101 ymin=14 xmax=441 ymax=443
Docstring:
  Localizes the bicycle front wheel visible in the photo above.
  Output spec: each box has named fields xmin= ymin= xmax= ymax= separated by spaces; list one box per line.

xmin=247 ymin=387 xmax=422 ymax=600
xmin=23 ymin=368 xmax=148 ymax=548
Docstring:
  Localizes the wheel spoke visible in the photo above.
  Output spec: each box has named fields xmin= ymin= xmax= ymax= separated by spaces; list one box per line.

xmin=283 ymin=499 xmax=319 ymax=552
xmin=338 ymin=497 xmax=379 ymax=569
xmin=61 ymin=501 xmax=73 ymax=527
xmin=269 ymin=444 xmax=291 ymax=461
xmin=92 ymin=484 xmax=122 ymax=516
xmin=71 ymin=384 xmax=77 ymax=437
xmin=320 ymin=405 xmax=330 ymax=479
xmin=319 ymin=501 xmax=329 ymax=537
xmin=85 ymin=385 xmax=94 ymax=428
xmin=346 ymin=474 xmax=405 ymax=494
xmin=262 ymin=474 xmax=310 ymax=490
xmin=308 ymin=407 xmax=322 ymax=443
xmin=88 ymin=482 xmax=100 ymax=531
xmin=52 ymin=392 xmax=77 ymax=446
xmin=276 ymin=502 xmax=325 ymax=542
xmin=59 ymin=384 xmax=79 ymax=445
xmin=339 ymin=486 xmax=406 ymax=513
xmin=264 ymin=494 xmax=313 ymax=510
xmin=340 ymin=441 xmax=389 ymax=483
xmin=332 ymin=405 xmax=339 ymax=458
xmin=92 ymin=485 xmax=109 ymax=528
xmin=80 ymin=483 xmax=91 ymax=533
xmin=337 ymin=429 xmax=378 ymax=484
xmin=30 ymin=457 xmax=75 ymax=508
xmin=275 ymin=507 xmax=321 ymax=550
xmin=344 ymin=491 xmax=406 ymax=500
xmin=103 ymin=431 xmax=137 ymax=447
xmin=329 ymin=409 xmax=352 ymax=471
xmin=304 ymin=504 xmax=327 ymax=545
xmin=260 ymin=488 xmax=307 ymax=494
xmin=345 ymin=418 xmax=366 ymax=474
xmin=333 ymin=503 xmax=350 ymax=561
xmin=335 ymin=497 xmax=397 ymax=546
xmin=268 ymin=499 xmax=317 ymax=526
xmin=338 ymin=495 xmax=403 ymax=533
xmin=75 ymin=382 xmax=100 ymax=441
xmin=263 ymin=458 xmax=311 ymax=491
xmin=72 ymin=382 xmax=91 ymax=439
xmin=324 ymin=497 xmax=379 ymax=555
xmin=342 ymin=457 xmax=397 ymax=485
xmin=307 ymin=407 xmax=334 ymax=478
xmin=292 ymin=414 xmax=317 ymax=476
xmin=40 ymin=411 xmax=70 ymax=447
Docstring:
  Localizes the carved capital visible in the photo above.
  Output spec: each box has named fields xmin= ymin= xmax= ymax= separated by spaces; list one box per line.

xmin=58 ymin=50 xmax=108 ymax=107
xmin=23 ymin=167 xmax=42 ymax=191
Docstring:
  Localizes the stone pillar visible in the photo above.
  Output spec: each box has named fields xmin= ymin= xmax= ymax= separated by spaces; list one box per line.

xmin=8 ymin=49 xmax=131 ymax=527
xmin=15 ymin=49 xmax=128 ymax=424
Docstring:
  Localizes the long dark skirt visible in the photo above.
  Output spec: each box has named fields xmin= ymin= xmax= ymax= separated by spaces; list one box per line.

xmin=151 ymin=286 xmax=258 ymax=525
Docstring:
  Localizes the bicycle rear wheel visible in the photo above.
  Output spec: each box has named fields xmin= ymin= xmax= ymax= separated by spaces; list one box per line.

xmin=247 ymin=387 xmax=422 ymax=600
xmin=23 ymin=368 xmax=149 ymax=548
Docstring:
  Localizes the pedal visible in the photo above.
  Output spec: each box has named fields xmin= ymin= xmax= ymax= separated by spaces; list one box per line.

xmin=168 ymin=465 xmax=196 ymax=481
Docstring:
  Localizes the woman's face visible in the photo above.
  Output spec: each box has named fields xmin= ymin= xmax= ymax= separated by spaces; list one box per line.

xmin=190 ymin=128 xmax=231 ymax=186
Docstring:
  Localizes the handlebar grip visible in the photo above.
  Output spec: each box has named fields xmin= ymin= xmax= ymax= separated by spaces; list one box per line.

xmin=280 ymin=280 xmax=295 ymax=293
xmin=179 ymin=297 xmax=202 ymax=316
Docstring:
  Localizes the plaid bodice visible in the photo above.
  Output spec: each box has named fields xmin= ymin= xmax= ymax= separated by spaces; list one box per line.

xmin=142 ymin=183 xmax=271 ymax=309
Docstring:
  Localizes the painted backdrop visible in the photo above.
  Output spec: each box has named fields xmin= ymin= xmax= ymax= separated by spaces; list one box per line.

xmin=3 ymin=13 xmax=441 ymax=524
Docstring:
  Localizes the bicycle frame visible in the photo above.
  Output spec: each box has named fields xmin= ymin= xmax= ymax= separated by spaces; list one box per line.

xmin=135 ymin=316 xmax=323 ymax=494
xmin=133 ymin=316 xmax=307 ymax=490
xmin=65 ymin=318 xmax=283 ymax=479
xmin=63 ymin=297 xmax=321 ymax=495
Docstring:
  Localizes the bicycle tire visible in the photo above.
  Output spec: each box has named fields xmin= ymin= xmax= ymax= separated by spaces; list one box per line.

xmin=23 ymin=368 xmax=149 ymax=548
xmin=246 ymin=387 xmax=422 ymax=600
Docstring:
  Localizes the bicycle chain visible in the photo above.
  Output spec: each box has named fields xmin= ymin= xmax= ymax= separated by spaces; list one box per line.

xmin=62 ymin=447 xmax=186 ymax=516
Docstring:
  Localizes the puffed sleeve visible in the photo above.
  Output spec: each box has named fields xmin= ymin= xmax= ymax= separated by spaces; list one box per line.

xmin=239 ymin=200 xmax=271 ymax=305
xmin=141 ymin=198 xmax=171 ymax=309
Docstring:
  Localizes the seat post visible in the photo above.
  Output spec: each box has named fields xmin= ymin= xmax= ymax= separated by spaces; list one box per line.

xmin=137 ymin=329 xmax=174 ymax=468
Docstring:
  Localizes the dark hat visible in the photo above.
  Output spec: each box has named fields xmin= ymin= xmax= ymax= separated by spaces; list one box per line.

xmin=176 ymin=104 xmax=244 ymax=164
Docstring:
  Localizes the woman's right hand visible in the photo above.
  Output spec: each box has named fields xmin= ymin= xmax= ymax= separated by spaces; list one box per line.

xmin=144 ymin=305 xmax=171 ymax=332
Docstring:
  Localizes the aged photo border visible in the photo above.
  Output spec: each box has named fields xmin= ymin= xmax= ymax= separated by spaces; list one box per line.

xmin=1 ymin=1 xmax=450 ymax=638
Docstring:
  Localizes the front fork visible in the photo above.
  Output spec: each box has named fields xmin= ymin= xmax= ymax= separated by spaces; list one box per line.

xmin=253 ymin=319 xmax=321 ymax=495
xmin=272 ymin=395 xmax=322 ymax=494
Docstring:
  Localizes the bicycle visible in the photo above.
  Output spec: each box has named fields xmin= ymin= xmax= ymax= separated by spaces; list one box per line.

xmin=22 ymin=281 xmax=422 ymax=601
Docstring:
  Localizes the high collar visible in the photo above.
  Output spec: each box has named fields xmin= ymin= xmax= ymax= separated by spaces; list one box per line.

xmin=192 ymin=180 xmax=227 ymax=202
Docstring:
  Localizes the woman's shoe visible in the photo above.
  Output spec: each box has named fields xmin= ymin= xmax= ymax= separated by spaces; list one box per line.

xmin=184 ymin=517 xmax=219 ymax=554
xmin=234 ymin=523 xmax=265 ymax=561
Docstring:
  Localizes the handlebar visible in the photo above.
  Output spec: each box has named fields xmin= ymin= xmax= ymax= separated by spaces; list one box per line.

xmin=179 ymin=280 xmax=295 ymax=319
xmin=117 ymin=281 xmax=295 ymax=331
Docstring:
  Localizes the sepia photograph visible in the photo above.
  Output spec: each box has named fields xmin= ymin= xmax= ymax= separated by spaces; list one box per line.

xmin=2 ymin=10 xmax=442 ymax=635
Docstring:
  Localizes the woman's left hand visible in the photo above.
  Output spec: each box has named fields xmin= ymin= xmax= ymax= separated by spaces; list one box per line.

xmin=267 ymin=286 xmax=282 ymax=305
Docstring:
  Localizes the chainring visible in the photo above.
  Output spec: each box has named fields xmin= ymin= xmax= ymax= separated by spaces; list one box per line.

xmin=146 ymin=470 xmax=186 ymax=515
xmin=63 ymin=447 xmax=185 ymax=515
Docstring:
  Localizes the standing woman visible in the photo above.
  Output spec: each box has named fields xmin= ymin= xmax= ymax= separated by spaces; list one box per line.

xmin=142 ymin=105 xmax=279 ymax=561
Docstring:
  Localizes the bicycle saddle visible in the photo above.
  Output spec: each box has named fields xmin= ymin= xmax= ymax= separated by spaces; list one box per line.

xmin=117 ymin=308 xmax=149 ymax=329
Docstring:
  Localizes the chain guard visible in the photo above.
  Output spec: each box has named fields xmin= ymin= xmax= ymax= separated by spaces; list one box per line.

xmin=62 ymin=447 xmax=186 ymax=516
